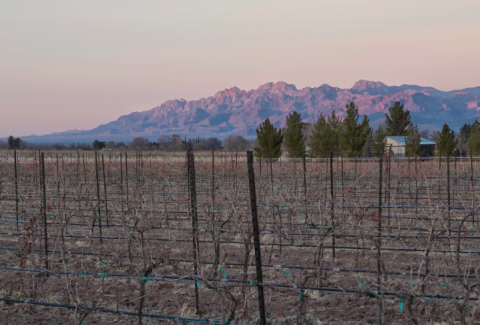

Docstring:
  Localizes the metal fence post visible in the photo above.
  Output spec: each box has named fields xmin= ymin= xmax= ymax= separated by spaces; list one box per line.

xmin=40 ymin=152 xmax=48 ymax=270
xmin=247 ymin=150 xmax=266 ymax=325
xmin=187 ymin=144 xmax=200 ymax=314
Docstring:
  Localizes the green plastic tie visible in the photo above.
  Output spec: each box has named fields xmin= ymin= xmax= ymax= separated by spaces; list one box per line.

xmin=196 ymin=280 xmax=200 ymax=288
xmin=399 ymin=297 xmax=404 ymax=311
xmin=142 ymin=276 xmax=152 ymax=283
xmin=298 ymin=294 xmax=302 ymax=301
xmin=103 ymin=260 xmax=107 ymax=267
xmin=249 ymin=280 xmax=254 ymax=286
xmin=283 ymin=270 xmax=291 ymax=277
xmin=221 ymin=268 xmax=227 ymax=279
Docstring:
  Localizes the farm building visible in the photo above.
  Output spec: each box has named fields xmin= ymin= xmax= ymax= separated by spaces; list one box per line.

xmin=385 ymin=136 xmax=436 ymax=157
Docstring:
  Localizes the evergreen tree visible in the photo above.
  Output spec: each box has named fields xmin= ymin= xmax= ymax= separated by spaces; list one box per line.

xmin=7 ymin=136 xmax=14 ymax=149
xmin=340 ymin=102 xmax=371 ymax=157
xmin=361 ymin=129 xmax=374 ymax=157
xmin=13 ymin=138 xmax=21 ymax=149
xmin=468 ymin=120 xmax=480 ymax=156
xmin=385 ymin=102 xmax=411 ymax=136
xmin=373 ymin=125 xmax=387 ymax=157
xmin=283 ymin=111 xmax=305 ymax=157
xmin=7 ymin=136 xmax=22 ymax=149
xmin=405 ymin=124 xmax=421 ymax=157
xmin=254 ymin=118 xmax=283 ymax=158
xmin=308 ymin=111 xmax=341 ymax=157
xmin=436 ymin=123 xmax=456 ymax=157
xmin=93 ymin=140 xmax=106 ymax=150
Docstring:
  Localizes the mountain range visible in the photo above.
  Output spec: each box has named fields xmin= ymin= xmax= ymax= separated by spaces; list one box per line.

xmin=23 ymin=80 xmax=480 ymax=143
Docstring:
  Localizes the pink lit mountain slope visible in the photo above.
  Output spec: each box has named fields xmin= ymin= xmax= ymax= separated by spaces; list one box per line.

xmin=25 ymin=80 xmax=480 ymax=143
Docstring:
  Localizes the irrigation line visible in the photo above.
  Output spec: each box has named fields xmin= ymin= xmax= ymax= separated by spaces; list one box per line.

xmin=0 ymin=297 xmax=241 ymax=325
xmin=0 ymin=267 xmax=477 ymax=302
xmin=5 ymin=229 xmax=480 ymax=243
xmin=2 ymin=218 xmax=478 ymax=237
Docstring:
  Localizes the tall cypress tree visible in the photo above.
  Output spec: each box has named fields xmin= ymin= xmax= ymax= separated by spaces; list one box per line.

xmin=308 ymin=111 xmax=341 ymax=157
xmin=405 ymin=124 xmax=421 ymax=157
xmin=437 ymin=123 xmax=456 ymax=157
xmin=385 ymin=102 xmax=411 ymax=136
xmin=373 ymin=125 xmax=387 ymax=157
xmin=283 ymin=111 xmax=304 ymax=157
xmin=7 ymin=136 xmax=14 ymax=149
xmin=340 ymin=102 xmax=371 ymax=157
xmin=254 ymin=118 xmax=283 ymax=158
xmin=468 ymin=120 xmax=480 ymax=156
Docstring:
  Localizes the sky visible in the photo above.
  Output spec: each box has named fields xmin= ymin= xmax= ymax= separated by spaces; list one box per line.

xmin=1 ymin=0 xmax=480 ymax=137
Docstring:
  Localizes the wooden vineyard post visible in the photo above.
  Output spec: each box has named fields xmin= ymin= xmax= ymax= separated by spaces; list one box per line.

xmin=341 ymin=151 xmax=344 ymax=207
xmin=294 ymin=155 xmax=297 ymax=195
xmin=76 ymin=151 xmax=79 ymax=187
xmin=94 ymin=151 xmax=103 ymax=243
xmin=40 ymin=152 xmax=49 ymax=270
xmin=56 ymin=154 xmax=60 ymax=198
xmin=247 ymin=150 xmax=266 ymax=325
xmin=82 ymin=153 xmax=87 ymax=184
xmin=387 ymin=154 xmax=391 ymax=231
xmin=471 ymin=152 xmax=475 ymax=227
xmin=38 ymin=151 xmax=41 ymax=194
xmin=454 ymin=157 xmax=457 ymax=206
xmin=212 ymin=149 xmax=215 ymax=206
xmin=102 ymin=155 xmax=109 ymax=226
xmin=377 ymin=154 xmax=383 ymax=325
xmin=187 ymin=144 xmax=200 ymax=314
xmin=125 ymin=152 xmax=129 ymax=211
xmin=447 ymin=155 xmax=451 ymax=232
xmin=34 ymin=151 xmax=37 ymax=192
xmin=302 ymin=147 xmax=308 ymax=224
xmin=14 ymin=149 xmax=19 ymax=231
xmin=120 ymin=154 xmax=124 ymax=212
xmin=259 ymin=153 xmax=262 ymax=176
xmin=211 ymin=148 xmax=220 ymax=270
xmin=354 ymin=157 xmax=357 ymax=180
xmin=330 ymin=150 xmax=335 ymax=260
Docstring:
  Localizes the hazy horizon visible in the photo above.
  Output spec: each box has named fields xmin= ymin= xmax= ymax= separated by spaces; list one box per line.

xmin=1 ymin=0 xmax=480 ymax=137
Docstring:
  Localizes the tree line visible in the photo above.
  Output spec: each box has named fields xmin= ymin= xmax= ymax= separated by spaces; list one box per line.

xmin=0 ymin=134 xmax=253 ymax=152
xmin=4 ymin=103 xmax=480 ymax=157
xmin=254 ymin=101 xmax=479 ymax=158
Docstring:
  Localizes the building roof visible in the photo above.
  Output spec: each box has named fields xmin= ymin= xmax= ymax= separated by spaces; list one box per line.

xmin=386 ymin=136 xmax=436 ymax=145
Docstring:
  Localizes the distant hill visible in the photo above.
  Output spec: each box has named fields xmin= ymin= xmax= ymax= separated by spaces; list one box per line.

xmin=23 ymin=80 xmax=480 ymax=143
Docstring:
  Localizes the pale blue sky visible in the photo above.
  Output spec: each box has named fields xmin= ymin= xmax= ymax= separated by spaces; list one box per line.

xmin=1 ymin=0 xmax=480 ymax=136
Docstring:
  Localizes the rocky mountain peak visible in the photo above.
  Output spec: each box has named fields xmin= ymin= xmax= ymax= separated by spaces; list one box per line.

xmin=351 ymin=80 xmax=389 ymax=95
